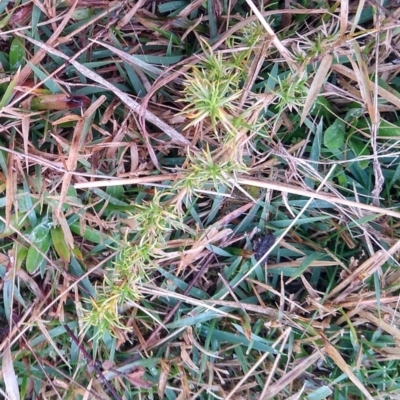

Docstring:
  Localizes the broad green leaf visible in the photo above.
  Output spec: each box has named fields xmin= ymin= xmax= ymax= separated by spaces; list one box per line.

xmin=376 ymin=119 xmax=400 ymax=137
xmin=0 ymin=0 xmax=12 ymax=16
xmin=9 ymin=37 xmax=25 ymax=71
xmin=324 ymin=119 xmax=345 ymax=150
xmin=72 ymin=7 xmax=93 ymax=20
xmin=0 ymin=213 xmax=29 ymax=239
xmin=240 ymin=313 xmax=252 ymax=341
xmin=51 ymin=227 xmax=71 ymax=262
xmin=307 ymin=386 xmax=332 ymax=400
xmin=70 ymin=222 xmax=104 ymax=244
xmin=344 ymin=107 xmax=363 ymax=122
xmin=348 ymin=137 xmax=370 ymax=169
xmin=14 ymin=242 xmax=29 ymax=270
xmin=3 ymin=280 xmax=13 ymax=323
xmin=72 ymin=246 xmax=83 ymax=261
xmin=0 ymin=72 xmax=19 ymax=108
xmin=310 ymin=96 xmax=334 ymax=120
xmin=357 ymin=118 xmax=400 ymax=137
xmin=270 ymin=215 xmax=331 ymax=228
xmin=27 ymin=61 xmax=62 ymax=94
xmin=26 ymin=224 xmax=51 ymax=274
xmin=158 ymin=1 xmax=187 ymax=13
xmin=290 ymin=252 xmax=324 ymax=280
xmin=106 ymin=184 xmax=125 ymax=200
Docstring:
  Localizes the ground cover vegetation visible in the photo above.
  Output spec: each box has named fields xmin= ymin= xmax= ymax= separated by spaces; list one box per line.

xmin=1 ymin=0 xmax=400 ymax=399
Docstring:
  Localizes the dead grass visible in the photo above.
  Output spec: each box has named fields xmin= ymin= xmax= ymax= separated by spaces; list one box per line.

xmin=1 ymin=0 xmax=400 ymax=399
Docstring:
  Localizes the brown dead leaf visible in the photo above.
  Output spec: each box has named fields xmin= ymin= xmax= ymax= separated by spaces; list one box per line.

xmin=319 ymin=330 xmax=374 ymax=400
xmin=181 ymin=346 xmax=199 ymax=372
xmin=16 ymin=269 xmax=44 ymax=300
xmin=125 ymin=367 xmax=152 ymax=389
xmin=357 ymin=310 xmax=400 ymax=345
xmin=52 ymin=114 xmax=82 ymax=125
xmin=280 ymin=0 xmax=292 ymax=30
xmin=57 ymin=95 xmax=106 ymax=212
xmin=262 ymin=351 xmax=323 ymax=399
xmin=301 ymin=53 xmax=332 ymax=125
xmin=158 ymin=359 xmax=170 ymax=399
xmin=177 ymin=365 xmax=190 ymax=399
xmin=340 ymin=0 xmax=349 ymax=38
xmin=2 ymin=340 xmax=20 ymax=400
xmin=378 ymin=347 xmax=400 ymax=360
xmin=8 ymin=3 xmax=33 ymax=28
xmin=101 ymin=360 xmax=114 ymax=371
xmin=350 ymin=42 xmax=377 ymax=124
xmin=332 ymin=64 xmax=400 ymax=109
xmin=178 ymin=228 xmax=232 ymax=274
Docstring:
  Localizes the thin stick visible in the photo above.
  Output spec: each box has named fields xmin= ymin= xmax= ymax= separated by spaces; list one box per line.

xmin=76 ymin=173 xmax=400 ymax=219
xmin=143 ymin=253 xmax=214 ymax=349
xmin=235 ymin=176 xmax=400 ymax=219
xmin=63 ymin=324 xmax=123 ymax=400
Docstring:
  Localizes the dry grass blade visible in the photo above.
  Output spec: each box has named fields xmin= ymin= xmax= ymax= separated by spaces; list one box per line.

xmin=350 ymin=0 xmax=367 ymax=34
xmin=2 ymin=339 xmax=20 ymax=400
xmin=36 ymin=320 xmax=71 ymax=369
xmin=58 ymin=95 xmax=106 ymax=213
xmin=245 ymin=0 xmax=295 ymax=69
xmin=357 ymin=310 xmax=400 ymax=342
xmin=319 ymin=331 xmax=374 ymax=400
xmin=259 ymin=328 xmax=292 ymax=399
xmin=17 ymin=35 xmax=191 ymax=147
xmin=116 ymin=0 xmax=145 ymax=28
xmin=327 ymin=239 xmax=400 ymax=303
xmin=239 ymin=39 xmax=272 ymax=110
xmin=235 ymin=176 xmax=400 ymax=219
xmin=300 ymin=54 xmax=332 ymax=125
xmin=225 ymin=328 xmax=292 ymax=400
xmin=332 ymin=64 xmax=400 ymax=109
xmin=2 ymin=1 xmax=400 ymax=398
xmin=340 ymin=0 xmax=349 ymax=38
xmin=75 ymin=172 xmax=400 ymax=218
xmin=89 ymin=39 xmax=166 ymax=77
xmin=5 ymin=150 xmax=15 ymax=226
xmin=178 ymin=228 xmax=232 ymax=274
xmin=205 ymin=299 xmax=279 ymax=318
xmin=21 ymin=114 xmax=30 ymax=163
xmin=74 ymin=174 xmax=179 ymax=188
xmin=140 ymin=285 xmax=239 ymax=319
xmin=325 ymin=250 xmax=384 ymax=301
xmin=57 ymin=2 xmax=122 ymax=44
xmin=350 ymin=42 xmax=377 ymax=124
xmin=261 ymin=351 xmax=323 ymax=400
xmin=15 ymin=1 xmax=78 ymax=87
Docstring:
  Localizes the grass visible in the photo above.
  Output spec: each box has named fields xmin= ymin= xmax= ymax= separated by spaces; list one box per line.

xmin=1 ymin=0 xmax=400 ymax=399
